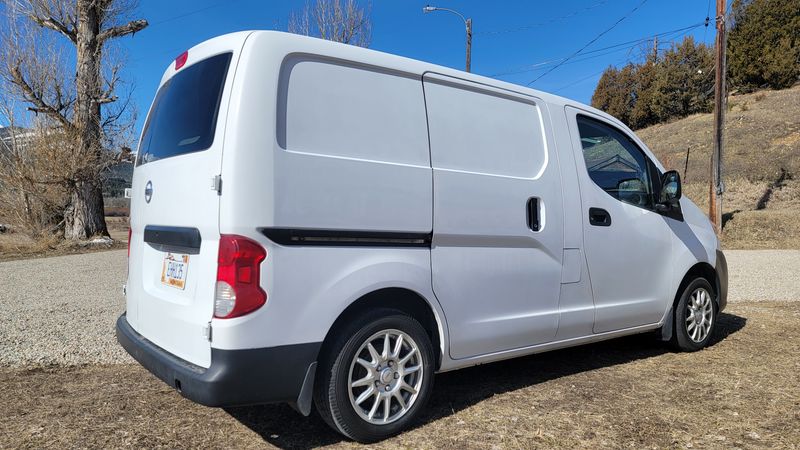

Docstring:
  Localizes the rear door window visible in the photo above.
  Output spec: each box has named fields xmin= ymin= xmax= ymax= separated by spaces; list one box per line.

xmin=137 ymin=52 xmax=232 ymax=166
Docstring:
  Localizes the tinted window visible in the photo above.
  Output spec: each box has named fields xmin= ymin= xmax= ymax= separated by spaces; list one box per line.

xmin=137 ymin=53 xmax=232 ymax=166
xmin=577 ymin=115 xmax=653 ymax=208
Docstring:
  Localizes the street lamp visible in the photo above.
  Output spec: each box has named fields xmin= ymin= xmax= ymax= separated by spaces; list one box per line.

xmin=423 ymin=5 xmax=472 ymax=73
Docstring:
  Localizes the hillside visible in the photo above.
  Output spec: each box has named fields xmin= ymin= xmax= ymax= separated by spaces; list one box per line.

xmin=636 ymin=85 xmax=800 ymax=249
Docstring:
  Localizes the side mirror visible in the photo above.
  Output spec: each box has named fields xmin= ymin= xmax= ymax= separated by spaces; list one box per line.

xmin=659 ymin=170 xmax=682 ymax=205
xmin=616 ymin=177 xmax=646 ymax=192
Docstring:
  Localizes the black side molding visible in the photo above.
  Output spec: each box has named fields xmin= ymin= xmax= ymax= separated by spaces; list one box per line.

xmin=260 ymin=228 xmax=432 ymax=248
xmin=144 ymin=225 xmax=202 ymax=250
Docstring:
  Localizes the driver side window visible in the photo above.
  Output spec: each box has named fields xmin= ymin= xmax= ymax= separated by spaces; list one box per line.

xmin=576 ymin=115 xmax=653 ymax=209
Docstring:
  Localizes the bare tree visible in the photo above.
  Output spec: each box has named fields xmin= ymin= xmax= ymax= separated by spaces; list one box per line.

xmin=0 ymin=100 xmax=71 ymax=237
xmin=1 ymin=0 xmax=146 ymax=240
xmin=288 ymin=0 xmax=371 ymax=48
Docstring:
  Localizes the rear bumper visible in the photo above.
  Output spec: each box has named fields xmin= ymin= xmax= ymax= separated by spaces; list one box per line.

xmin=116 ymin=314 xmax=320 ymax=408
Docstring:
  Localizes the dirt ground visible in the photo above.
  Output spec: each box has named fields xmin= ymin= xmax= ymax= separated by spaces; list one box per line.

xmin=0 ymin=217 xmax=128 ymax=262
xmin=2 ymin=301 xmax=798 ymax=450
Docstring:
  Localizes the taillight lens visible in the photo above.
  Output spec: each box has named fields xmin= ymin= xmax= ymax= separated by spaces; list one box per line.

xmin=175 ymin=50 xmax=188 ymax=70
xmin=214 ymin=235 xmax=267 ymax=319
xmin=127 ymin=228 xmax=132 ymax=258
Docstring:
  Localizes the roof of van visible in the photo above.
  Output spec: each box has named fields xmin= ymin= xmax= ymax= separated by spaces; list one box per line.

xmin=171 ymin=30 xmax=633 ymax=136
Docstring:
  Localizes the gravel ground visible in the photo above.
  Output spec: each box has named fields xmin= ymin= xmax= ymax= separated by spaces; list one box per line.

xmin=724 ymin=250 xmax=800 ymax=302
xmin=0 ymin=250 xmax=130 ymax=367
xmin=0 ymin=249 xmax=797 ymax=367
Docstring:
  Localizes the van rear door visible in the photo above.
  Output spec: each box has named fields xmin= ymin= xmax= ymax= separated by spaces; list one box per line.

xmin=127 ymin=39 xmax=242 ymax=369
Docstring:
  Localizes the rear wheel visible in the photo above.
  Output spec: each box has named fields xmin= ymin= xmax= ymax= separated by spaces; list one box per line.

xmin=314 ymin=309 xmax=435 ymax=443
xmin=672 ymin=278 xmax=717 ymax=351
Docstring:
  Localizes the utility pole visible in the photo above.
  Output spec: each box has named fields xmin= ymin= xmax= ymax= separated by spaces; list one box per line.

xmin=709 ymin=0 xmax=726 ymax=231
xmin=465 ymin=18 xmax=472 ymax=72
xmin=652 ymin=35 xmax=658 ymax=62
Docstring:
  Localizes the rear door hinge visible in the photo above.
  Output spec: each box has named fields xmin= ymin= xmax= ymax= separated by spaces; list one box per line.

xmin=212 ymin=175 xmax=222 ymax=195
xmin=203 ymin=322 xmax=213 ymax=342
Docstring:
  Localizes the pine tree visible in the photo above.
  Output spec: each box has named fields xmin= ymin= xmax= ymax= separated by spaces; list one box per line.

xmin=650 ymin=37 xmax=714 ymax=123
xmin=591 ymin=64 xmax=636 ymax=126
xmin=728 ymin=0 xmax=800 ymax=90
xmin=630 ymin=58 xmax=659 ymax=129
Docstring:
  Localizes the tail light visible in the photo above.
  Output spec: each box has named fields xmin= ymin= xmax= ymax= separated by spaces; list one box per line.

xmin=127 ymin=228 xmax=132 ymax=258
xmin=214 ymin=235 xmax=267 ymax=319
xmin=175 ymin=50 xmax=188 ymax=70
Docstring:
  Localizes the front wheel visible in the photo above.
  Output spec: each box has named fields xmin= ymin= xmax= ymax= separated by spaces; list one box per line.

xmin=672 ymin=278 xmax=717 ymax=351
xmin=314 ymin=309 xmax=435 ymax=443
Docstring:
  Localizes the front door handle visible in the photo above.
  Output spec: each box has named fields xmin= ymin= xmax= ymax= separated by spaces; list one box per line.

xmin=589 ymin=207 xmax=611 ymax=227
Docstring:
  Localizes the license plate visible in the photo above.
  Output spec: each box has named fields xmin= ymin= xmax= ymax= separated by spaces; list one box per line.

xmin=161 ymin=253 xmax=189 ymax=290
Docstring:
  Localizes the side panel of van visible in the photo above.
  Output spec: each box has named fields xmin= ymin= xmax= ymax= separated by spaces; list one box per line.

xmin=424 ymin=74 xmax=565 ymax=360
xmin=211 ymin=34 xmax=443 ymax=351
xmin=272 ymin=56 xmax=433 ymax=233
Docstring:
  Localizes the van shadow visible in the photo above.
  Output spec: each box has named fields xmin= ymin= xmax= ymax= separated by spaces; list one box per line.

xmin=226 ymin=312 xmax=746 ymax=450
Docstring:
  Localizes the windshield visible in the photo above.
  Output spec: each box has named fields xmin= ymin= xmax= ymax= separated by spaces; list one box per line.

xmin=136 ymin=52 xmax=232 ymax=166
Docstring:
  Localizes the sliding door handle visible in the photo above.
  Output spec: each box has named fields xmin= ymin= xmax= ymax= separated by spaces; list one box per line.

xmin=527 ymin=197 xmax=540 ymax=231
xmin=589 ymin=207 xmax=611 ymax=227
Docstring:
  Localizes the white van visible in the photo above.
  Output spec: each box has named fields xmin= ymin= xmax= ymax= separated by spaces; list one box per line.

xmin=117 ymin=31 xmax=728 ymax=442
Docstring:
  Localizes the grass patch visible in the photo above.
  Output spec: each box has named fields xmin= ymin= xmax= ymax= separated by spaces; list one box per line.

xmin=1 ymin=302 xmax=797 ymax=449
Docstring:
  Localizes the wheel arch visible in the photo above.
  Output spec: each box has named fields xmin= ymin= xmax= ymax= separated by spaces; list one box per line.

xmin=661 ymin=262 xmax=719 ymax=341
xmin=319 ymin=287 xmax=445 ymax=371
xmin=679 ymin=262 xmax=720 ymax=305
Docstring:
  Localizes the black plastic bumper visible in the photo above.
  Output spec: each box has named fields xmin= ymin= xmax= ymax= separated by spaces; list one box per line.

xmin=716 ymin=249 xmax=728 ymax=312
xmin=116 ymin=314 xmax=320 ymax=408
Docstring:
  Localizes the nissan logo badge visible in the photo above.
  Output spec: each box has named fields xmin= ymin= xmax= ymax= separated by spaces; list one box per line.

xmin=144 ymin=181 xmax=153 ymax=203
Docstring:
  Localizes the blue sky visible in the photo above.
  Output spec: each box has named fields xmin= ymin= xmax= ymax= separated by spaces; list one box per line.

xmin=8 ymin=1 xmax=719 ymax=138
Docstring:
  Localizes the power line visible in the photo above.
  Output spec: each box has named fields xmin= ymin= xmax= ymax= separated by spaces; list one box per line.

xmin=149 ymin=0 xmax=239 ymax=27
xmin=497 ymin=27 xmax=697 ymax=76
xmin=552 ymin=66 xmax=614 ymax=93
xmin=475 ymin=1 xmax=610 ymax=37
xmin=130 ymin=0 xmax=244 ymax=63
xmin=491 ymin=22 xmax=704 ymax=77
xmin=527 ymin=0 xmax=650 ymax=86
xmin=550 ymin=24 xmax=704 ymax=94
xmin=497 ymin=46 xmax=637 ymax=78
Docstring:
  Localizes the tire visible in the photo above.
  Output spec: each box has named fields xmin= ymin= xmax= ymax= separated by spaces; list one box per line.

xmin=314 ymin=308 xmax=435 ymax=443
xmin=672 ymin=278 xmax=717 ymax=351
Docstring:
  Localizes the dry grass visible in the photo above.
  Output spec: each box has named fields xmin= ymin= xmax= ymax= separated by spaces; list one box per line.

xmin=721 ymin=210 xmax=800 ymax=249
xmin=0 ymin=218 xmax=128 ymax=262
xmin=637 ymin=85 xmax=800 ymax=249
xmin=1 ymin=301 xmax=798 ymax=449
xmin=679 ymin=178 xmax=800 ymax=249
xmin=638 ymin=85 xmax=800 ymax=184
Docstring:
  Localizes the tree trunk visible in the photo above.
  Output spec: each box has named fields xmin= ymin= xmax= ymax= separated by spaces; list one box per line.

xmin=64 ymin=181 xmax=108 ymax=240
xmin=63 ymin=0 xmax=108 ymax=241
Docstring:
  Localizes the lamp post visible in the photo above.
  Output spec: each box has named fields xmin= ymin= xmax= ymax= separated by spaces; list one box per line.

xmin=423 ymin=5 xmax=472 ymax=72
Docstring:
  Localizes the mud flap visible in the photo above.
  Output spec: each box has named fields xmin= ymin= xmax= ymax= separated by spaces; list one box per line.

xmin=290 ymin=362 xmax=317 ymax=416
xmin=660 ymin=306 xmax=674 ymax=341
